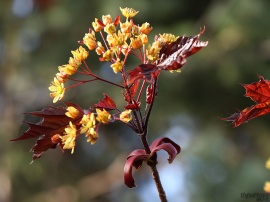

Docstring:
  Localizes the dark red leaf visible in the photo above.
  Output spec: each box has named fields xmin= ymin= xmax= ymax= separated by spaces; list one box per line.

xmin=124 ymin=79 xmax=141 ymax=103
xmin=157 ymin=27 xmax=208 ymax=71
xmin=127 ymin=149 xmax=148 ymax=168
xmin=243 ymin=76 xmax=270 ymax=103
xmin=94 ymin=94 xmax=117 ymax=110
xmin=222 ymin=76 xmax=270 ymax=127
xmin=150 ymin=137 xmax=181 ymax=163
xmin=151 ymin=143 xmax=178 ymax=163
xmin=12 ymin=102 xmax=84 ymax=160
xmin=222 ymin=102 xmax=270 ymax=127
xmin=124 ymin=138 xmax=181 ymax=188
xmin=126 ymin=28 xmax=207 ymax=86
xmin=126 ymin=64 xmax=159 ymax=85
xmin=124 ymin=149 xmax=148 ymax=188
xmin=125 ymin=102 xmax=140 ymax=110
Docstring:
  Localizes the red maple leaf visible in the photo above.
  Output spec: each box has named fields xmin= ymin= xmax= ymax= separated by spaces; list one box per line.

xmin=11 ymin=102 xmax=84 ymax=160
xmin=157 ymin=27 xmax=208 ymax=71
xmin=94 ymin=94 xmax=117 ymax=110
xmin=126 ymin=28 xmax=208 ymax=85
xmin=221 ymin=76 xmax=270 ymax=127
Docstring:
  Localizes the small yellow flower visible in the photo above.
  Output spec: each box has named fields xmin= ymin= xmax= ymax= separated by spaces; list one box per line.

xmin=96 ymin=108 xmax=111 ymax=124
xmin=111 ymin=59 xmax=124 ymax=73
xmin=266 ymin=158 xmax=270 ymax=169
xmin=106 ymin=34 xmax=117 ymax=48
xmin=68 ymin=57 xmax=81 ymax=68
xmin=92 ymin=18 xmax=104 ymax=32
xmin=65 ymin=106 xmax=79 ymax=119
xmin=102 ymin=49 xmax=114 ymax=61
xmin=83 ymin=31 xmax=97 ymax=51
xmin=158 ymin=33 xmax=178 ymax=44
xmin=104 ymin=23 xmax=116 ymax=35
xmin=102 ymin=14 xmax=113 ymax=25
xmin=140 ymin=34 xmax=148 ymax=44
xmin=71 ymin=46 xmax=89 ymax=61
xmin=86 ymin=129 xmax=98 ymax=144
xmin=107 ymin=31 xmax=128 ymax=48
xmin=61 ymin=122 xmax=77 ymax=154
xmin=58 ymin=64 xmax=78 ymax=76
xmin=120 ymin=110 xmax=132 ymax=123
xmin=120 ymin=7 xmax=139 ymax=18
xmin=80 ymin=113 xmax=96 ymax=133
xmin=130 ymin=37 xmax=143 ymax=49
xmin=95 ymin=41 xmax=105 ymax=55
xmin=131 ymin=25 xmax=140 ymax=36
xmin=140 ymin=22 xmax=152 ymax=35
xmin=120 ymin=21 xmax=132 ymax=34
xmin=55 ymin=71 xmax=68 ymax=83
xmin=49 ymin=77 xmax=65 ymax=103
xmin=80 ymin=113 xmax=98 ymax=144
xmin=146 ymin=41 xmax=162 ymax=61
xmin=264 ymin=181 xmax=270 ymax=193
xmin=121 ymin=44 xmax=130 ymax=56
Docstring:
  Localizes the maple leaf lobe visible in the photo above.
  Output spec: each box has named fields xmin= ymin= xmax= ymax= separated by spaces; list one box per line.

xmin=222 ymin=75 xmax=270 ymax=127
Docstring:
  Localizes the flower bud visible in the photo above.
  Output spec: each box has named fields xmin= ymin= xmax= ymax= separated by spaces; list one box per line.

xmin=140 ymin=22 xmax=152 ymax=35
xmin=130 ymin=37 xmax=143 ymax=49
xmin=102 ymin=14 xmax=113 ymax=25
xmin=92 ymin=18 xmax=104 ymax=32
xmin=104 ymin=23 xmax=116 ymax=35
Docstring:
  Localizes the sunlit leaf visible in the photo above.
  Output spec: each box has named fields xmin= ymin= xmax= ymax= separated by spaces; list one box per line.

xmin=222 ymin=76 xmax=270 ymax=127
xmin=157 ymin=27 xmax=208 ymax=71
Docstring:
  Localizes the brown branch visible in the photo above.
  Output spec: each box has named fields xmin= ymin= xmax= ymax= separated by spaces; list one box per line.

xmin=150 ymin=164 xmax=168 ymax=202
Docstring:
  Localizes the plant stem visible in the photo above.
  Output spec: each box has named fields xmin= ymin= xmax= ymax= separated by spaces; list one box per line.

xmin=150 ymin=165 xmax=168 ymax=202
xmin=139 ymin=77 xmax=167 ymax=202
xmin=140 ymin=135 xmax=168 ymax=202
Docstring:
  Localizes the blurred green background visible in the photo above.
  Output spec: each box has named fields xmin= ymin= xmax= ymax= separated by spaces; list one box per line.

xmin=1 ymin=0 xmax=270 ymax=201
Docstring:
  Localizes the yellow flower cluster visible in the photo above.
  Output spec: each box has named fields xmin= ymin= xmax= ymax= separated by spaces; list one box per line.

xmin=48 ymin=7 xmax=153 ymax=103
xmin=60 ymin=106 xmax=132 ymax=153
xmin=49 ymin=46 xmax=89 ymax=103
xmin=86 ymin=7 xmax=155 ymax=74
